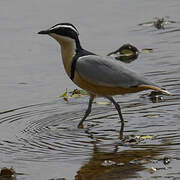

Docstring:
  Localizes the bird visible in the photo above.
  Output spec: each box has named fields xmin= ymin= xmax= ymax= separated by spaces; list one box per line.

xmin=107 ymin=43 xmax=139 ymax=63
xmin=38 ymin=23 xmax=171 ymax=129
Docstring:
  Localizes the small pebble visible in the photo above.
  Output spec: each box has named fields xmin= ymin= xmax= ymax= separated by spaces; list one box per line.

xmin=101 ymin=160 xmax=116 ymax=167
xmin=163 ymin=156 xmax=171 ymax=165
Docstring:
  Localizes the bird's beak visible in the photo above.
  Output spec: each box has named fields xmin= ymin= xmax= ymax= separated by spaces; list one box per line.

xmin=38 ymin=29 xmax=51 ymax=35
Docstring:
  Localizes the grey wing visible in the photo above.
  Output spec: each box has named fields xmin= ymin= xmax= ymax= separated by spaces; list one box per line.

xmin=76 ymin=55 xmax=155 ymax=88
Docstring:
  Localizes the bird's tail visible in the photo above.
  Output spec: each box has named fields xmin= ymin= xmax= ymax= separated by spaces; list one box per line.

xmin=139 ymin=85 xmax=171 ymax=95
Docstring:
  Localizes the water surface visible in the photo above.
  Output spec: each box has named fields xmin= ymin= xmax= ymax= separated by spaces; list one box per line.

xmin=0 ymin=0 xmax=180 ymax=179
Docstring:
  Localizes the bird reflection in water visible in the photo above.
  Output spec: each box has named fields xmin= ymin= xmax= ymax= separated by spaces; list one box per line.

xmin=107 ymin=43 xmax=152 ymax=63
xmin=75 ymin=129 xmax=162 ymax=180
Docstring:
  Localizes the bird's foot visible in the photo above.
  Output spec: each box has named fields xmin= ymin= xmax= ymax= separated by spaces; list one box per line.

xmin=78 ymin=123 xmax=84 ymax=129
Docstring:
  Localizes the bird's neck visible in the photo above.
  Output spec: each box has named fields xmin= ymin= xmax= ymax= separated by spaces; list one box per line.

xmin=60 ymin=41 xmax=75 ymax=76
xmin=60 ymin=38 xmax=82 ymax=77
xmin=50 ymin=34 xmax=82 ymax=77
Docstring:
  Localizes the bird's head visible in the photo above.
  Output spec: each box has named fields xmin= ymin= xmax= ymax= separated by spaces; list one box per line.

xmin=38 ymin=23 xmax=81 ymax=49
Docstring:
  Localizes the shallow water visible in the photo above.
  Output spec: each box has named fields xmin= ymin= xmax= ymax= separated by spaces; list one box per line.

xmin=0 ymin=0 xmax=180 ymax=179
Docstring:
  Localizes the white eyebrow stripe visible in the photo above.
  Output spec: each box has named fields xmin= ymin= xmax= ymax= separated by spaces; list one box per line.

xmin=50 ymin=24 xmax=79 ymax=34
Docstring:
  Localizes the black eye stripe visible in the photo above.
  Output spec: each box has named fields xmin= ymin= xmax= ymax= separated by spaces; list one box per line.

xmin=50 ymin=26 xmax=78 ymax=40
xmin=50 ymin=23 xmax=78 ymax=31
xmin=49 ymin=23 xmax=79 ymax=35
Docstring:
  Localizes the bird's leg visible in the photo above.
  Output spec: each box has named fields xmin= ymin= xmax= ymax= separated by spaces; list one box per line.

xmin=106 ymin=96 xmax=124 ymax=137
xmin=106 ymin=96 xmax=124 ymax=123
xmin=78 ymin=94 xmax=95 ymax=128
